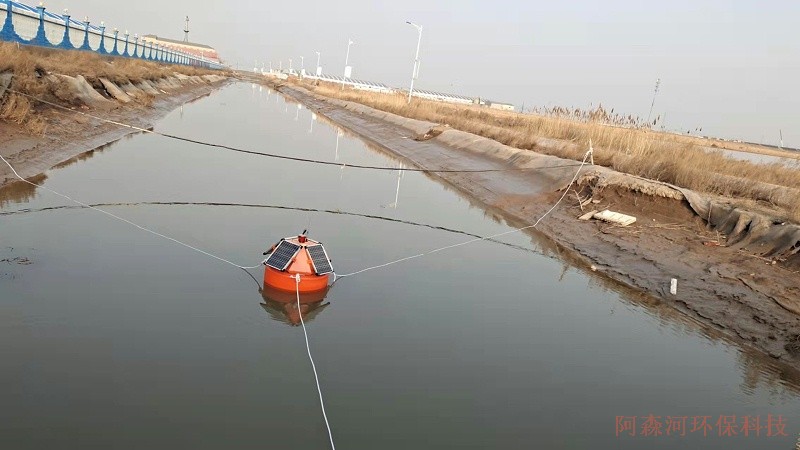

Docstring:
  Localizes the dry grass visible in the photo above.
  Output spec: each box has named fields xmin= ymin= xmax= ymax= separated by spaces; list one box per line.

xmin=303 ymin=80 xmax=800 ymax=222
xmin=0 ymin=42 xmax=227 ymax=132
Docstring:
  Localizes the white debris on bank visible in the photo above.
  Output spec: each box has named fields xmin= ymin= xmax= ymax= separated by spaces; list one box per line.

xmin=593 ymin=210 xmax=637 ymax=226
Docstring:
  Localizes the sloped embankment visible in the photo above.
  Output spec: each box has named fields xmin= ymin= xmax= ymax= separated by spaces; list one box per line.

xmin=0 ymin=69 xmax=229 ymax=187
xmin=275 ymin=83 xmax=800 ymax=369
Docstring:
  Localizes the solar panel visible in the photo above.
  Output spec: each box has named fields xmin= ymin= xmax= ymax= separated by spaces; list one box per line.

xmin=265 ymin=241 xmax=302 ymax=271
xmin=306 ymin=245 xmax=334 ymax=275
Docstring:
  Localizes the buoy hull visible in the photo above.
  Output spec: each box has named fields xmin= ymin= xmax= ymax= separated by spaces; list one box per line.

xmin=264 ymin=266 xmax=329 ymax=293
xmin=261 ymin=284 xmax=330 ymax=304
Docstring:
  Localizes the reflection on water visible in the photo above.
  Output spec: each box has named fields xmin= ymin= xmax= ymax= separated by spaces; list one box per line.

xmin=1 ymin=139 xmax=119 ymax=208
xmin=0 ymin=174 xmax=45 ymax=207
xmin=51 ymin=140 xmax=115 ymax=170
xmin=260 ymin=284 xmax=331 ymax=326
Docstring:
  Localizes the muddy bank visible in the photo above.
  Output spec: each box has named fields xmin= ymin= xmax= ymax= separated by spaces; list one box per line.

xmin=271 ymin=83 xmax=800 ymax=369
xmin=0 ymin=74 xmax=229 ymax=188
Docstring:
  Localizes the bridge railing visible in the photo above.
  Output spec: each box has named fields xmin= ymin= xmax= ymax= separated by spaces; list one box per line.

xmin=0 ymin=0 xmax=223 ymax=69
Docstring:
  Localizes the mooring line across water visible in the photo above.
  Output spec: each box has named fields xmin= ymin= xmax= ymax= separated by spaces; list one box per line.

xmin=0 ymin=201 xmax=539 ymax=257
xmin=295 ymin=275 xmax=336 ymax=450
xmin=335 ymin=149 xmax=593 ymax=279
xmin=5 ymin=88 xmax=585 ymax=175
xmin=0 ymin=155 xmax=264 ymax=271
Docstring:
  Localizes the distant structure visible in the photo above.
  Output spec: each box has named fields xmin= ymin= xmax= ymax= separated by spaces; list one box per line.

xmin=485 ymin=100 xmax=515 ymax=112
xmin=406 ymin=89 xmax=515 ymax=111
xmin=410 ymin=89 xmax=474 ymax=105
xmin=184 ymin=16 xmax=190 ymax=43
xmin=142 ymin=35 xmax=220 ymax=63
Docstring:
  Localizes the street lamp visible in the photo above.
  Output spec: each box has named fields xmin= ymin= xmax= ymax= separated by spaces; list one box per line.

xmin=342 ymin=38 xmax=353 ymax=90
xmin=406 ymin=21 xmax=423 ymax=104
xmin=300 ymin=55 xmax=304 ymax=71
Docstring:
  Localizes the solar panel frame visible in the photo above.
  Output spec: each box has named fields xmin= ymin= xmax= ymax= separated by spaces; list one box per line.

xmin=306 ymin=244 xmax=334 ymax=275
xmin=265 ymin=240 xmax=302 ymax=271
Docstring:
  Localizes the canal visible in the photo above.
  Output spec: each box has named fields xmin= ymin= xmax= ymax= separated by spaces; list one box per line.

xmin=1 ymin=83 xmax=798 ymax=449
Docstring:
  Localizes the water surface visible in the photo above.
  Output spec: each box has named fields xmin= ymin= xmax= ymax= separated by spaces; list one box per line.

xmin=1 ymin=83 xmax=798 ymax=449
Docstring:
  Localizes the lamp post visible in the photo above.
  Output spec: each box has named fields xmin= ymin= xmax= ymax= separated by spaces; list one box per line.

xmin=342 ymin=38 xmax=353 ymax=90
xmin=300 ymin=55 xmax=304 ymax=71
xmin=406 ymin=21 xmax=423 ymax=104
xmin=315 ymin=51 xmax=321 ymax=76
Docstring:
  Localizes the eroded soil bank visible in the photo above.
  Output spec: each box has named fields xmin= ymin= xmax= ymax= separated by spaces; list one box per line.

xmin=270 ymin=82 xmax=800 ymax=371
xmin=1 ymin=75 xmax=229 ymax=187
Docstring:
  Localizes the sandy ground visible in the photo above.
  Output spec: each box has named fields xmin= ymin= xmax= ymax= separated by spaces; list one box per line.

xmin=0 ymin=80 xmax=228 ymax=188
xmin=273 ymin=84 xmax=800 ymax=373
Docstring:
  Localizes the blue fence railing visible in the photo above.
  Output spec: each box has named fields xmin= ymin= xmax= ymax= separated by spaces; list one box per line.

xmin=0 ymin=0 xmax=223 ymax=69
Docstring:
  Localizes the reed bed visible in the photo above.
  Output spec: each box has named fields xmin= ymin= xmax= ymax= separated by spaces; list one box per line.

xmin=305 ymin=80 xmax=800 ymax=222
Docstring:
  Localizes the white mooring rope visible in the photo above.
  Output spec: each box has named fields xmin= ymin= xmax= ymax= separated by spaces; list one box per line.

xmin=335 ymin=148 xmax=593 ymax=279
xmin=295 ymin=275 xmax=337 ymax=450
xmin=0 ymin=155 xmax=263 ymax=270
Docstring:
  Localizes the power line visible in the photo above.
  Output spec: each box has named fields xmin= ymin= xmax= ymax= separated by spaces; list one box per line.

xmin=6 ymin=88 xmax=585 ymax=175
xmin=335 ymin=149 xmax=592 ymax=279
xmin=0 ymin=155 xmax=263 ymax=271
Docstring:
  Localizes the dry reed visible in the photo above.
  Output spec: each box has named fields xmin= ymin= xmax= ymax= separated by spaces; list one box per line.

xmin=304 ymin=80 xmax=800 ymax=222
xmin=0 ymin=42 xmax=227 ymax=132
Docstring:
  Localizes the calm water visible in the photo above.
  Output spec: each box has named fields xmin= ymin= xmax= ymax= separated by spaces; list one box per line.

xmin=717 ymin=148 xmax=800 ymax=167
xmin=1 ymin=83 xmax=798 ymax=449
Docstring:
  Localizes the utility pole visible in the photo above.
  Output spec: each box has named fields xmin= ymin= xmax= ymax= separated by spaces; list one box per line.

xmin=342 ymin=38 xmax=353 ymax=90
xmin=647 ymin=78 xmax=661 ymax=126
xmin=184 ymin=16 xmax=189 ymax=42
xmin=406 ymin=21 xmax=423 ymax=104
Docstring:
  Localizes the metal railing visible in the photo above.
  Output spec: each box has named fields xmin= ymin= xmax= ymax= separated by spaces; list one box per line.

xmin=0 ymin=0 xmax=223 ymax=69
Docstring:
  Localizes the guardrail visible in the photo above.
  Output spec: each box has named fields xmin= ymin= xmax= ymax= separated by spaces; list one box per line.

xmin=0 ymin=0 xmax=223 ymax=69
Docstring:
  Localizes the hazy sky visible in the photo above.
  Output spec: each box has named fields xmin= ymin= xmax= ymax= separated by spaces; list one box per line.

xmin=39 ymin=0 xmax=799 ymax=147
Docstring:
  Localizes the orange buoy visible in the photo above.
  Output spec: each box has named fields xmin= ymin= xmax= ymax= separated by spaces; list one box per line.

xmin=263 ymin=234 xmax=333 ymax=293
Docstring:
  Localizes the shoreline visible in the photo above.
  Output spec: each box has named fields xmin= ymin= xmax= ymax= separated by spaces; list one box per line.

xmin=268 ymin=81 xmax=800 ymax=372
xmin=0 ymin=77 xmax=230 ymax=188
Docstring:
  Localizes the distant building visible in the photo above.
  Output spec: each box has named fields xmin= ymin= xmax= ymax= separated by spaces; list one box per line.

xmin=141 ymin=35 xmax=220 ymax=63
xmin=410 ymin=89 xmax=475 ymax=105
xmin=486 ymin=101 xmax=515 ymax=112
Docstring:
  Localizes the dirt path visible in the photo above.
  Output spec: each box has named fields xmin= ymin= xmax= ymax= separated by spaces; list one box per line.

xmin=276 ymin=84 xmax=800 ymax=375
